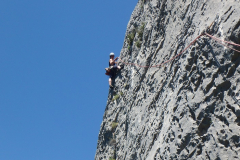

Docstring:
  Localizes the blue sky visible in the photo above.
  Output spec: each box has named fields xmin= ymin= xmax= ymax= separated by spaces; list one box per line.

xmin=0 ymin=0 xmax=137 ymax=159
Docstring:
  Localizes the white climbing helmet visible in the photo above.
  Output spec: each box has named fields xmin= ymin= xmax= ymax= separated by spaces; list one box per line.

xmin=110 ymin=52 xmax=115 ymax=56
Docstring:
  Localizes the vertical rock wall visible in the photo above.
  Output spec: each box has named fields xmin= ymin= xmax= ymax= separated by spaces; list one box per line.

xmin=96 ymin=0 xmax=240 ymax=159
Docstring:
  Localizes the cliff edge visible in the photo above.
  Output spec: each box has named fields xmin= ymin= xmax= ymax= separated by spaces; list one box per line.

xmin=96 ymin=0 xmax=240 ymax=159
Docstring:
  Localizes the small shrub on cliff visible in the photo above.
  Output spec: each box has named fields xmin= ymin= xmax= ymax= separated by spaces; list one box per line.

xmin=111 ymin=122 xmax=118 ymax=130
xmin=112 ymin=92 xmax=123 ymax=101
xmin=136 ymin=40 xmax=142 ymax=48
xmin=137 ymin=23 xmax=145 ymax=41
xmin=109 ymin=157 xmax=115 ymax=160
xmin=112 ymin=94 xmax=120 ymax=102
xmin=127 ymin=30 xmax=136 ymax=46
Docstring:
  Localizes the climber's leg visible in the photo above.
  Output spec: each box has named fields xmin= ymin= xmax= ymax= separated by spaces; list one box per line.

xmin=109 ymin=77 xmax=113 ymax=88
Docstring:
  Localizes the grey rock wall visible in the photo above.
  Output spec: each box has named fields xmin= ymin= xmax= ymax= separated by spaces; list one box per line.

xmin=96 ymin=0 xmax=240 ymax=159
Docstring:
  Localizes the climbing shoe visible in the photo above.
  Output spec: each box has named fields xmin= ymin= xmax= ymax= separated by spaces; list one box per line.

xmin=110 ymin=85 xmax=114 ymax=88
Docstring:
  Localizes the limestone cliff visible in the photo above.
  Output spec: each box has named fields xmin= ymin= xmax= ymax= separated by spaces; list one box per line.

xmin=96 ymin=0 xmax=240 ymax=159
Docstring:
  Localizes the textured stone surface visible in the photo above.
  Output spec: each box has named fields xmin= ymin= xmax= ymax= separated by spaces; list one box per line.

xmin=96 ymin=0 xmax=240 ymax=159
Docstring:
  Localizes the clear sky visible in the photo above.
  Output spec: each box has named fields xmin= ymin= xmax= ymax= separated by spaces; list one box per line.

xmin=0 ymin=0 xmax=137 ymax=159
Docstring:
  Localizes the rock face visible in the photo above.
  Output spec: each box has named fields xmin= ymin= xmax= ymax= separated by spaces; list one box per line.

xmin=96 ymin=0 xmax=240 ymax=159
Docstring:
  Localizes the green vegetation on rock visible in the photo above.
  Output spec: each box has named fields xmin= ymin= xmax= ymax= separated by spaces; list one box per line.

xmin=112 ymin=92 xmax=123 ymax=102
xmin=111 ymin=122 xmax=118 ymax=130
xmin=127 ymin=30 xmax=136 ymax=46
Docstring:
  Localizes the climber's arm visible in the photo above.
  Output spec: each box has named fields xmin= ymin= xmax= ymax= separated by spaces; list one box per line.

xmin=110 ymin=57 xmax=118 ymax=65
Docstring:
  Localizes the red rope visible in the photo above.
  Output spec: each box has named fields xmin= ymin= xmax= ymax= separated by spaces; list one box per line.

xmin=205 ymin=33 xmax=240 ymax=47
xmin=119 ymin=34 xmax=203 ymax=68
xmin=205 ymin=33 xmax=240 ymax=53
xmin=118 ymin=33 xmax=240 ymax=68
xmin=213 ymin=40 xmax=240 ymax=54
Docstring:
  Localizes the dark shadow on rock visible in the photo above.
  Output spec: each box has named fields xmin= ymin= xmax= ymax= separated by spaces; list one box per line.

xmin=204 ymin=39 xmax=221 ymax=68
xmin=197 ymin=116 xmax=211 ymax=136
xmin=177 ymin=133 xmax=192 ymax=154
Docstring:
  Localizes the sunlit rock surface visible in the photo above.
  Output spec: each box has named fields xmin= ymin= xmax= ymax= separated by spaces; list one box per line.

xmin=96 ymin=0 xmax=240 ymax=159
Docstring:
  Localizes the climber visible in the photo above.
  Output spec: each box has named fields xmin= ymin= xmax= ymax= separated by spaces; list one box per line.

xmin=106 ymin=52 xmax=122 ymax=88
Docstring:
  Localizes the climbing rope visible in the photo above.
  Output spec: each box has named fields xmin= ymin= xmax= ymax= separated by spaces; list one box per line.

xmin=205 ymin=33 xmax=240 ymax=47
xmin=119 ymin=33 xmax=240 ymax=68
xmin=205 ymin=33 xmax=240 ymax=54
